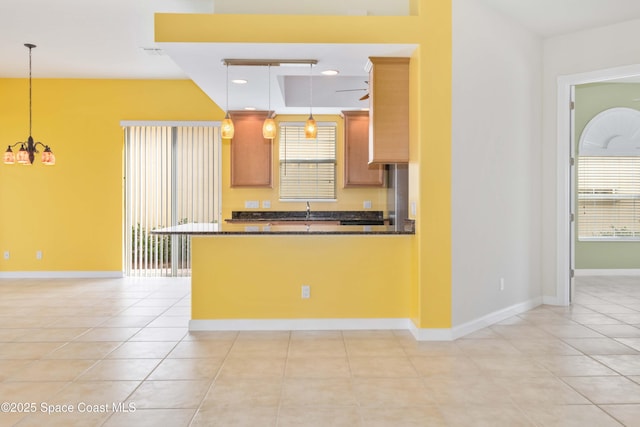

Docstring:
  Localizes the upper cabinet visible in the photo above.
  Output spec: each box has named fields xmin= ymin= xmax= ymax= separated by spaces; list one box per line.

xmin=366 ymin=57 xmax=410 ymax=164
xmin=343 ymin=111 xmax=384 ymax=187
xmin=229 ymin=111 xmax=273 ymax=187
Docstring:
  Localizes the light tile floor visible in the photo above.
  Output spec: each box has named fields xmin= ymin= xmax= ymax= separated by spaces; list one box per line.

xmin=0 ymin=275 xmax=638 ymax=426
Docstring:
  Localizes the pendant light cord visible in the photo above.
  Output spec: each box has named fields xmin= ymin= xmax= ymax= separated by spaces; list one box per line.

xmin=225 ymin=63 xmax=229 ymax=112
xmin=268 ymin=64 xmax=271 ymax=116
xmin=309 ymin=63 xmax=313 ymax=117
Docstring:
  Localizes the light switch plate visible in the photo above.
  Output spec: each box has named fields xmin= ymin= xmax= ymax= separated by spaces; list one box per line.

xmin=244 ymin=200 xmax=260 ymax=209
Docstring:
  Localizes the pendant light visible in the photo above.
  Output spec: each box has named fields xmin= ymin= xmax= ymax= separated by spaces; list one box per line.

xmin=221 ymin=63 xmax=235 ymax=139
xmin=262 ymin=65 xmax=277 ymax=139
xmin=305 ymin=63 xmax=317 ymax=139
xmin=4 ymin=43 xmax=55 ymax=165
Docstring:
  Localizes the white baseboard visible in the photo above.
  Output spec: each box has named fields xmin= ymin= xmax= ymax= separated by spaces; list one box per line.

xmin=542 ymin=295 xmax=563 ymax=305
xmin=189 ymin=318 xmax=410 ymax=332
xmin=190 ymin=299 xmax=542 ymax=341
xmin=575 ymin=269 xmax=640 ymax=276
xmin=407 ymin=325 xmax=454 ymax=341
xmin=0 ymin=271 xmax=124 ymax=279
xmin=409 ymin=297 xmax=543 ymax=341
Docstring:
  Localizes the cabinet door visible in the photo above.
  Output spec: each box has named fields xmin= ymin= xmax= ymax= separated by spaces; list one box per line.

xmin=230 ymin=111 xmax=273 ymax=187
xmin=367 ymin=57 xmax=410 ymax=164
xmin=343 ymin=111 xmax=384 ymax=187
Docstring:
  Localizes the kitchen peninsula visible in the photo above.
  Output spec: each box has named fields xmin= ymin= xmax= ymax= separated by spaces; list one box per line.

xmin=155 ymin=218 xmax=415 ymax=331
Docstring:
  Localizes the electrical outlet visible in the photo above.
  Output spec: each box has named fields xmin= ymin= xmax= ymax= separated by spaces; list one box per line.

xmin=410 ymin=201 xmax=417 ymax=216
xmin=36 ymin=250 xmax=43 ymax=260
xmin=3 ymin=251 xmax=9 ymax=260
xmin=301 ymin=285 xmax=311 ymax=299
xmin=500 ymin=277 xmax=505 ymax=291
xmin=262 ymin=200 xmax=271 ymax=209
xmin=363 ymin=200 xmax=372 ymax=209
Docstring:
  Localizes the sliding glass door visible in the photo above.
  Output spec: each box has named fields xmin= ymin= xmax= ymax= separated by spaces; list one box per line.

xmin=123 ymin=123 xmax=220 ymax=277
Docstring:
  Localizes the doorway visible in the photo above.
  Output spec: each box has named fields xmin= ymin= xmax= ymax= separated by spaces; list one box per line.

xmin=557 ymin=64 xmax=640 ymax=305
xmin=122 ymin=122 xmax=221 ymax=277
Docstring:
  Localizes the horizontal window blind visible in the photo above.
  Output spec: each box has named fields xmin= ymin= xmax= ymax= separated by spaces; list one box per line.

xmin=578 ymin=156 xmax=640 ymax=240
xmin=279 ymin=123 xmax=336 ymax=200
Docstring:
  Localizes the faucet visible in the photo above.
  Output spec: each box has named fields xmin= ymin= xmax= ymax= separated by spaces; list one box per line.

xmin=306 ymin=201 xmax=311 ymax=220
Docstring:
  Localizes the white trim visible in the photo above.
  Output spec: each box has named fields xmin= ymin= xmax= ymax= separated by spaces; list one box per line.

xmin=575 ymin=269 xmax=640 ymax=276
xmin=189 ymin=318 xmax=410 ymax=331
xmin=543 ymin=295 xmax=562 ymax=305
xmin=408 ymin=325 xmax=454 ymax=341
xmin=120 ymin=120 xmax=220 ymax=127
xmin=0 ymin=271 xmax=124 ymax=279
xmin=556 ymin=63 xmax=640 ymax=307
xmin=191 ymin=299 xmax=542 ymax=341
xmin=557 ymin=75 xmax=573 ymax=307
xmin=410 ymin=297 xmax=543 ymax=341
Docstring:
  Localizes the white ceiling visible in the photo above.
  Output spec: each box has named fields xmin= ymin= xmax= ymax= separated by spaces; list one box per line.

xmin=481 ymin=0 xmax=640 ymax=38
xmin=2 ymin=0 xmax=640 ymax=114
xmin=159 ymin=42 xmax=417 ymax=114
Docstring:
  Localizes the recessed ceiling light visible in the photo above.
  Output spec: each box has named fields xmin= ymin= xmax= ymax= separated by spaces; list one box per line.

xmin=244 ymin=107 xmax=256 ymax=111
xmin=232 ymin=79 xmax=248 ymax=84
xmin=322 ymin=70 xmax=339 ymax=76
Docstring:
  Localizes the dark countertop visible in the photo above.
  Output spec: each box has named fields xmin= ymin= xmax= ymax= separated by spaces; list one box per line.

xmin=226 ymin=210 xmax=385 ymax=225
xmin=152 ymin=222 xmax=414 ymax=235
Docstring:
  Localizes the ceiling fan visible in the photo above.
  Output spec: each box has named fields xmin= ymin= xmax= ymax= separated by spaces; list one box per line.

xmin=336 ymin=81 xmax=369 ymax=101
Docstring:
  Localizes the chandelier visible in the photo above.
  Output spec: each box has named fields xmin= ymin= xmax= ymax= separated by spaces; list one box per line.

xmin=4 ymin=43 xmax=55 ymax=166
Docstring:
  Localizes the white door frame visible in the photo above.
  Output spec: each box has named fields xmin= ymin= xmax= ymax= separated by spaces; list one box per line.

xmin=556 ymin=64 xmax=640 ymax=305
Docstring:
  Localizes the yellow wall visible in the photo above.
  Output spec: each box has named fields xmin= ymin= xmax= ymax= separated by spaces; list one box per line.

xmin=192 ymin=235 xmax=412 ymax=319
xmin=157 ymin=1 xmax=453 ymax=329
xmin=0 ymin=78 xmax=218 ymax=272
xmin=220 ymin=113 xmax=388 ymax=221
xmin=415 ymin=1 xmax=452 ymax=328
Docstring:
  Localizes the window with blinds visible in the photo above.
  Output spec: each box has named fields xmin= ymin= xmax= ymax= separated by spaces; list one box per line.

xmin=578 ymin=156 xmax=640 ymax=240
xmin=279 ymin=122 xmax=337 ymax=200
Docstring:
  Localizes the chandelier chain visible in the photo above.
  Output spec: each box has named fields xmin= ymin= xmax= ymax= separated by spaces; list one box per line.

xmin=28 ymin=45 xmax=32 ymax=137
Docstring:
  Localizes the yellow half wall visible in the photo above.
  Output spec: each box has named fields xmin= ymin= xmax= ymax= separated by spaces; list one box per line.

xmin=192 ymin=235 xmax=412 ymax=319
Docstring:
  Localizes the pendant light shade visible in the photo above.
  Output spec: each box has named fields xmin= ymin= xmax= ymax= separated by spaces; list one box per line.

xmin=305 ymin=63 xmax=317 ymax=139
xmin=41 ymin=146 xmax=55 ymax=165
xmin=221 ymin=64 xmax=235 ymax=139
xmin=3 ymin=147 xmax=15 ymax=164
xmin=4 ymin=44 xmax=55 ymax=166
xmin=17 ymin=146 xmax=29 ymax=164
xmin=262 ymin=116 xmax=277 ymax=139
xmin=221 ymin=113 xmax=234 ymax=139
xmin=263 ymin=65 xmax=277 ymax=139
xmin=304 ymin=116 xmax=317 ymax=139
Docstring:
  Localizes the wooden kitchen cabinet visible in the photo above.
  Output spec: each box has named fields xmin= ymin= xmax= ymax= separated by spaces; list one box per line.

xmin=229 ymin=111 xmax=273 ymax=187
xmin=365 ymin=57 xmax=410 ymax=164
xmin=343 ymin=110 xmax=384 ymax=187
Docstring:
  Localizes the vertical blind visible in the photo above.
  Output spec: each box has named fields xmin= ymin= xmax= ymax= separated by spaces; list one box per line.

xmin=124 ymin=125 xmax=219 ymax=276
xmin=577 ymin=156 xmax=640 ymax=240
xmin=279 ymin=122 xmax=337 ymax=200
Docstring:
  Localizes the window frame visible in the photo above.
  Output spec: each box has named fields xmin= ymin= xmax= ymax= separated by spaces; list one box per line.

xmin=278 ymin=121 xmax=337 ymax=202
